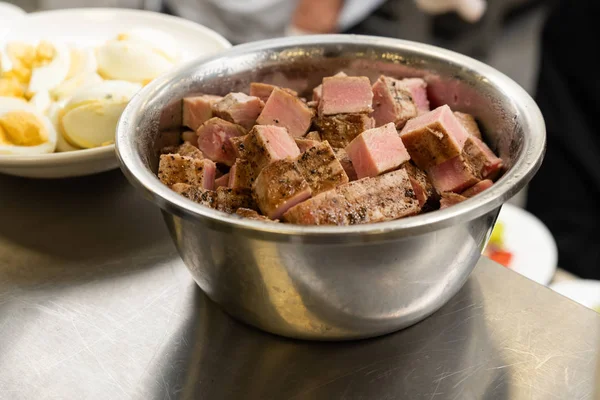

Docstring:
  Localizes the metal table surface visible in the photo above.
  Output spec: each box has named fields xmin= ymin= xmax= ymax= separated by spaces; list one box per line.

xmin=1 ymin=170 xmax=599 ymax=400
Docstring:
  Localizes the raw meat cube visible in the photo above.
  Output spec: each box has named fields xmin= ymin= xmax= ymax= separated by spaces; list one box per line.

xmin=196 ymin=117 xmax=246 ymax=166
xmin=296 ymin=141 xmax=349 ymax=195
xmin=256 ymin=88 xmax=313 ymax=137
xmin=181 ymin=131 xmax=198 ymax=144
xmin=318 ymin=76 xmax=373 ymax=116
xmin=400 ymin=105 xmax=470 ymax=170
xmin=228 ymin=158 xmax=255 ymax=189
xmin=283 ymin=169 xmax=419 ymax=225
xmin=371 ymin=75 xmax=418 ymax=128
xmin=158 ymin=154 xmax=216 ymax=189
xmin=216 ymin=187 xmax=257 ymax=213
xmin=345 ymin=122 xmax=411 ymax=179
xmin=427 ymin=155 xmax=480 ymax=193
xmin=161 ymin=142 xmax=204 ymax=160
xmin=253 ymin=159 xmax=312 ymax=219
xmin=401 ymin=78 xmax=430 ymax=114
xmin=213 ymin=93 xmax=265 ymax=130
xmin=250 ymin=82 xmax=297 ymax=103
xmin=244 ymin=125 xmax=300 ymax=172
xmin=305 ymin=131 xmax=322 ymax=141
xmin=440 ymin=192 xmax=467 ymax=209
xmin=235 ymin=207 xmax=277 ymax=222
xmin=454 ymin=111 xmax=482 ymax=140
xmin=333 ymin=148 xmax=358 ymax=181
xmin=462 ymin=179 xmax=493 ymax=198
xmin=295 ymin=138 xmax=320 ymax=153
xmin=171 ymin=184 xmax=217 ymax=207
xmin=215 ymin=173 xmax=230 ymax=188
xmin=402 ymin=162 xmax=438 ymax=209
xmin=462 ymin=136 xmax=504 ymax=180
xmin=229 ymin=135 xmax=248 ymax=159
xmin=312 ymin=71 xmax=347 ymax=102
xmin=182 ymin=95 xmax=222 ymax=131
xmin=314 ymin=113 xmax=375 ymax=148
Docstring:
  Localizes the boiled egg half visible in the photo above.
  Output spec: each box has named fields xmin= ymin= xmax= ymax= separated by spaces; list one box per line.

xmin=59 ymin=80 xmax=141 ymax=149
xmin=0 ymin=97 xmax=57 ymax=155
xmin=96 ymin=29 xmax=180 ymax=83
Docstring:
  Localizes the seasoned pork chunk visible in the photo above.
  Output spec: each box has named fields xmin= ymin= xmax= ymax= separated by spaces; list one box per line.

xmin=158 ymin=154 xmax=216 ymax=189
xmin=182 ymin=94 xmax=223 ymax=131
xmin=256 ymin=88 xmax=313 ymax=137
xmin=253 ymin=159 xmax=312 ymax=219
xmin=283 ymin=169 xmax=420 ymax=225
xmin=295 ymin=141 xmax=349 ymax=195
xmin=196 ymin=117 xmax=246 ymax=166
xmin=314 ymin=113 xmax=375 ymax=148
xmin=213 ymin=93 xmax=265 ymax=130
xmin=372 ymin=75 xmax=418 ymax=128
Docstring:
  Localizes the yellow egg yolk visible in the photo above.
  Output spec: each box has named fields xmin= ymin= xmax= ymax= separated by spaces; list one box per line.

xmin=2 ymin=41 xmax=56 ymax=86
xmin=0 ymin=111 xmax=47 ymax=146
xmin=0 ymin=78 xmax=25 ymax=98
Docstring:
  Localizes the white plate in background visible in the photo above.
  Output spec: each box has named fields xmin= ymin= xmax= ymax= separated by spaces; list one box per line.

xmin=487 ymin=203 xmax=558 ymax=285
xmin=0 ymin=8 xmax=231 ymax=179
xmin=550 ymin=280 xmax=600 ymax=312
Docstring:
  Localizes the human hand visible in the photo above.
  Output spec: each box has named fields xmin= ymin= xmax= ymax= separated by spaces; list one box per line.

xmin=414 ymin=0 xmax=487 ymax=23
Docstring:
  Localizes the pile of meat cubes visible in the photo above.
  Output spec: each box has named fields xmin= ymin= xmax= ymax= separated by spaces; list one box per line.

xmin=157 ymin=72 xmax=503 ymax=225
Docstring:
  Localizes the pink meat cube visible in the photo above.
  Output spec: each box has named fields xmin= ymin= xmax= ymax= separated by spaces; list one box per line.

xmin=312 ymin=71 xmax=347 ymax=102
xmin=213 ymin=93 xmax=265 ymax=130
xmin=197 ymin=117 xmax=246 ymax=166
xmin=182 ymin=95 xmax=223 ymax=131
xmin=401 ymin=78 xmax=430 ymax=114
xmin=256 ymin=88 xmax=313 ymax=137
xmin=158 ymin=154 xmax=216 ymax=190
xmin=244 ymin=125 xmax=301 ymax=171
xmin=371 ymin=75 xmax=418 ymax=129
xmin=252 ymin=159 xmax=312 ymax=219
xmin=462 ymin=136 xmax=504 ymax=180
xmin=454 ymin=112 xmax=482 ymax=140
xmin=295 ymin=138 xmax=320 ymax=153
xmin=427 ymin=155 xmax=480 ymax=193
xmin=229 ymin=158 xmax=255 ymax=189
xmin=462 ymin=179 xmax=493 ymax=198
xmin=318 ymin=76 xmax=373 ymax=116
xmin=345 ymin=123 xmax=411 ymax=179
xmin=400 ymin=105 xmax=470 ymax=170
xmin=250 ymin=82 xmax=298 ymax=103
xmin=215 ymin=173 xmax=230 ymax=188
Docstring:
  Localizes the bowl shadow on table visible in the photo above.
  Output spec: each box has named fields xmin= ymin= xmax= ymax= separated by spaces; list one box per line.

xmin=0 ymin=170 xmax=171 ymax=285
xmin=143 ymin=282 xmax=510 ymax=400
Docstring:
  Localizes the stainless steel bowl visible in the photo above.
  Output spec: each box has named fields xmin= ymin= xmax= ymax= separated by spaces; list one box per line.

xmin=116 ymin=35 xmax=545 ymax=340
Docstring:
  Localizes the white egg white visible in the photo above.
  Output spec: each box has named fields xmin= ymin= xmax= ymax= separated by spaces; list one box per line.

xmin=60 ymin=80 xmax=141 ymax=149
xmin=51 ymin=47 xmax=100 ymax=101
xmin=0 ymin=96 xmax=57 ymax=155
xmin=28 ymin=41 xmax=71 ymax=94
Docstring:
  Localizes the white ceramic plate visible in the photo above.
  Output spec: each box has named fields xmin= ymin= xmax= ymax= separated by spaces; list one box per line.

xmin=0 ymin=8 xmax=231 ymax=179
xmin=486 ymin=203 xmax=558 ymax=285
xmin=550 ymin=280 xmax=600 ymax=312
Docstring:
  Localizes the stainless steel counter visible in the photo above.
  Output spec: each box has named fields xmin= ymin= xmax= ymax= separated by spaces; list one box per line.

xmin=1 ymin=170 xmax=599 ymax=400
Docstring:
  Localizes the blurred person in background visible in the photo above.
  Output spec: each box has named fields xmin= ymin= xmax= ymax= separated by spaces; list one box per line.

xmin=163 ymin=0 xmax=486 ymax=45
xmin=526 ymin=0 xmax=600 ymax=280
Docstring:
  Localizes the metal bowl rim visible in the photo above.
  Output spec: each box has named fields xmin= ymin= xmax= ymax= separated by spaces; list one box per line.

xmin=116 ymin=34 xmax=545 ymax=240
